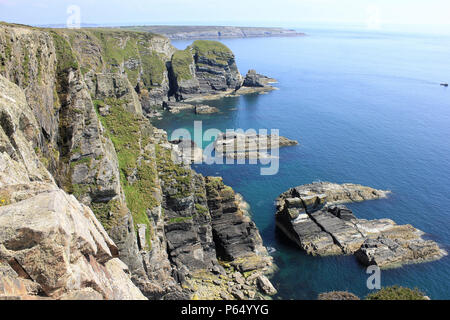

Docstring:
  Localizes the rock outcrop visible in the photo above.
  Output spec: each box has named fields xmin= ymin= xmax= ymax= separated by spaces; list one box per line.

xmin=214 ymin=132 xmax=298 ymax=159
xmin=243 ymin=69 xmax=275 ymax=88
xmin=275 ymin=182 xmax=446 ymax=268
xmin=0 ymin=74 xmax=145 ymax=300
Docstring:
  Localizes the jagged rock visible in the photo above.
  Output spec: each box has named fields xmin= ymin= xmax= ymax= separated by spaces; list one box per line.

xmin=275 ymin=182 xmax=446 ymax=268
xmin=256 ymin=275 xmax=277 ymax=296
xmin=170 ymin=139 xmax=203 ymax=163
xmin=0 ymin=75 xmax=54 ymax=187
xmin=1 ymin=24 xmax=276 ymax=300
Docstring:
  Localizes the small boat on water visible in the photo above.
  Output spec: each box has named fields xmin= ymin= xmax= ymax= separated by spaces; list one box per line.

xmin=440 ymin=83 xmax=448 ymax=87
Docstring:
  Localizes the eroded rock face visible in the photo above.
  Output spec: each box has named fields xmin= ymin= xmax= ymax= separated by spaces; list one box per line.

xmin=275 ymin=182 xmax=446 ymax=268
xmin=170 ymin=40 xmax=243 ymax=101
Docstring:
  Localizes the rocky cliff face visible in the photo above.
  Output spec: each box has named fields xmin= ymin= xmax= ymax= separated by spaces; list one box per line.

xmin=0 ymin=74 xmax=145 ymax=300
xmin=0 ymin=23 xmax=274 ymax=300
xmin=169 ymin=40 xmax=243 ymax=101
xmin=275 ymin=182 xmax=446 ymax=268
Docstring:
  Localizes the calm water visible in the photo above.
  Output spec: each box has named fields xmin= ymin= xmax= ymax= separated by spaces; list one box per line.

xmin=152 ymin=27 xmax=450 ymax=299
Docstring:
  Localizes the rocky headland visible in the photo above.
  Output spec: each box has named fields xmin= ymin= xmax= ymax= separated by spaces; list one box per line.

xmin=275 ymin=182 xmax=446 ymax=268
xmin=0 ymin=22 xmax=276 ymax=300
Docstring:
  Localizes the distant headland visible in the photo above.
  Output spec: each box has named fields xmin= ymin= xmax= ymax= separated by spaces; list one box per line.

xmin=118 ymin=25 xmax=306 ymax=40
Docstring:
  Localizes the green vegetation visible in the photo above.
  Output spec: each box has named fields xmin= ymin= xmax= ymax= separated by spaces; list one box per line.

xmin=71 ymin=183 xmax=91 ymax=199
xmin=365 ymin=286 xmax=427 ymax=300
xmin=90 ymin=30 xmax=137 ymax=68
xmin=51 ymin=31 xmax=79 ymax=73
xmin=195 ymin=203 xmax=209 ymax=215
xmin=51 ymin=31 xmax=79 ymax=105
xmin=95 ymin=98 xmax=158 ymax=248
xmin=70 ymin=156 xmax=92 ymax=168
xmin=168 ymin=216 xmax=193 ymax=224
xmin=191 ymin=40 xmax=233 ymax=66
xmin=91 ymin=200 xmax=127 ymax=232
xmin=155 ymin=144 xmax=192 ymax=199
xmin=171 ymin=49 xmax=194 ymax=80
xmin=22 ymin=46 xmax=30 ymax=86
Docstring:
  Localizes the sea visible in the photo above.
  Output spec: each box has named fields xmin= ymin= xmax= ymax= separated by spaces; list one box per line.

xmin=152 ymin=24 xmax=450 ymax=299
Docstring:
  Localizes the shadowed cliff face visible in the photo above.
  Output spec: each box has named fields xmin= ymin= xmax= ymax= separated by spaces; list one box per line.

xmin=0 ymin=23 xmax=273 ymax=300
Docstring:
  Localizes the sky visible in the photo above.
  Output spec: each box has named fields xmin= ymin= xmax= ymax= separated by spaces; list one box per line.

xmin=0 ymin=0 xmax=449 ymax=30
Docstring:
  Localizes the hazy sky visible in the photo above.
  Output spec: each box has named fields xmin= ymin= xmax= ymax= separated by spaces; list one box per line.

xmin=1 ymin=0 xmax=449 ymax=29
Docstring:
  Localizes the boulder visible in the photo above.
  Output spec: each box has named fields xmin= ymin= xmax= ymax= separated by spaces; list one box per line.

xmin=256 ymin=275 xmax=277 ymax=296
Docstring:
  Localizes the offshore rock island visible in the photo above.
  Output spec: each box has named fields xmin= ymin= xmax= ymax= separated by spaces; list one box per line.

xmin=275 ymin=182 xmax=446 ymax=268
xmin=0 ymin=22 xmax=275 ymax=300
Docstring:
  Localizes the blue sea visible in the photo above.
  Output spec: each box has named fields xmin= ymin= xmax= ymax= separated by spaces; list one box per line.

xmin=152 ymin=26 xmax=450 ymax=300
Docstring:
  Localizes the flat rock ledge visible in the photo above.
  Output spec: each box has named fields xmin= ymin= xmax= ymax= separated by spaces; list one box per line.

xmin=214 ymin=132 xmax=298 ymax=159
xmin=275 ymin=182 xmax=446 ymax=269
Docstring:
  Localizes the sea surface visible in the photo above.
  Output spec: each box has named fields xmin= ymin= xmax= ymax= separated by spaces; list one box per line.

xmin=152 ymin=26 xmax=450 ymax=299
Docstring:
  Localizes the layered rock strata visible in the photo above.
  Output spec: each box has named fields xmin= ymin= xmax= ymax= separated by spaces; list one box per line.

xmin=275 ymin=182 xmax=446 ymax=268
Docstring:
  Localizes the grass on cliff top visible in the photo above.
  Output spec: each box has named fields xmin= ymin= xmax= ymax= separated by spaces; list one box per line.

xmin=191 ymin=40 xmax=233 ymax=65
xmin=365 ymin=286 xmax=427 ymax=300
xmin=171 ymin=49 xmax=194 ymax=81
xmin=94 ymin=98 xmax=158 ymax=248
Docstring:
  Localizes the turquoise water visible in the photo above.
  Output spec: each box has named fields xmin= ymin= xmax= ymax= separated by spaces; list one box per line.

xmin=152 ymin=27 xmax=450 ymax=299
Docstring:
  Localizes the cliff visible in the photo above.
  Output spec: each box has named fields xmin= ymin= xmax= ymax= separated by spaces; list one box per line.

xmin=120 ymin=26 xmax=305 ymax=40
xmin=0 ymin=23 xmax=274 ymax=300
